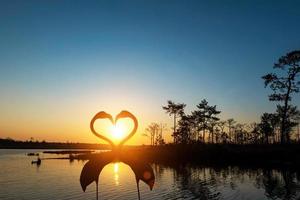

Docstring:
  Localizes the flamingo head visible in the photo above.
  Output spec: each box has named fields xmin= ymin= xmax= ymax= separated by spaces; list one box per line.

xmin=140 ymin=169 xmax=155 ymax=190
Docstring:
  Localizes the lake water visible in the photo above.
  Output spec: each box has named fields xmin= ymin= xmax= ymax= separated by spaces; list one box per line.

xmin=0 ymin=149 xmax=300 ymax=200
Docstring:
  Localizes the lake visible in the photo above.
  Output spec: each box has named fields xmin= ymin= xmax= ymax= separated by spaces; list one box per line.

xmin=0 ymin=149 xmax=300 ymax=200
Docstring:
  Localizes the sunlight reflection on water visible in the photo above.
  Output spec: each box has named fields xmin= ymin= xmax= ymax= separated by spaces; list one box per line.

xmin=114 ymin=163 xmax=119 ymax=186
xmin=0 ymin=149 xmax=300 ymax=200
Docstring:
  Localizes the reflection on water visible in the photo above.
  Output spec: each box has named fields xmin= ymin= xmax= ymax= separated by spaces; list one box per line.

xmin=79 ymin=152 xmax=155 ymax=200
xmin=162 ymin=165 xmax=300 ymax=200
xmin=114 ymin=163 xmax=119 ymax=186
xmin=0 ymin=149 xmax=300 ymax=200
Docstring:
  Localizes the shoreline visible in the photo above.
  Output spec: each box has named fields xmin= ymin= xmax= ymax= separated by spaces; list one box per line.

xmin=2 ymin=139 xmax=300 ymax=168
xmin=71 ymin=144 xmax=300 ymax=168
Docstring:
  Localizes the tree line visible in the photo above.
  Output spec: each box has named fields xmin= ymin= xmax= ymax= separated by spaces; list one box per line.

xmin=145 ymin=50 xmax=300 ymax=145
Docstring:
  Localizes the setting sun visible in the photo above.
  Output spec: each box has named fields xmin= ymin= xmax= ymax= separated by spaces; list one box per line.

xmin=111 ymin=123 xmax=126 ymax=140
xmin=111 ymin=125 xmax=124 ymax=139
xmin=1 ymin=1 xmax=300 ymax=200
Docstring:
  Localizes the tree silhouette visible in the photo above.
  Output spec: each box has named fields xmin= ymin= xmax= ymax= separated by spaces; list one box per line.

xmin=156 ymin=123 xmax=167 ymax=145
xmin=192 ymin=99 xmax=221 ymax=143
xmin=249 ymin=122 xmax=262 ymax=144
xmin=226 ymin=118 xmax=236 ymax=143
xmin=259 ymin=113 xmax=275 ymax=144
xmin=187 ymin=114 xmax=198 ymax=141
xmin=297 ymin=123 xmax=300 ymax=142
xmin=163 ymin=100 xmax=186 ymax=144
xmin=145 ymin=123 xmax=160 ymax=146
xmin=276 ymin=105 xmax=300 ymax=141
xmin=208 ymin=120 xmax=218 ymax=143
xmin=192 ymin=109 xmax=205 ymax=142
xmin=262 ymin=50 xmax=300 ymax=143
xmin=176 ymin=114 xmax=193 ymax=144
xmin=234 ymin=123 xmax=247 ymax=144
xmin=217 ymin=121 xmax=227 ymax=143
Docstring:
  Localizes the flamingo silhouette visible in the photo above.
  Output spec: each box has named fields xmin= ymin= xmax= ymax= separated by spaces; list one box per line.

xmin=80 ymin=153 xmax=155 ymax=200
xmin=121 ymin=155 xmax=155 ymax=199
xmin=80 ymin=152 xmax=114 ymax=200
xmin=90 ymin=110 xmax=138 ymax=151
xmin=115 ymin=111 xmax=138 ymax=149
xmin=80 ymin=110 xmax=154 ymax=200
xmin=90 ymin=111 xmax=115 ymax=149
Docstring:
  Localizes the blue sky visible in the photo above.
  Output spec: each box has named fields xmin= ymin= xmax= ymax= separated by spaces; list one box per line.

xmin=0 ymin=0 xmax=299 ymax=142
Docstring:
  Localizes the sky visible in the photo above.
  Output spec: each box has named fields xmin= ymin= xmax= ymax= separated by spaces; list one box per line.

xmin=0 ymin=0 xmax=299 ymax=144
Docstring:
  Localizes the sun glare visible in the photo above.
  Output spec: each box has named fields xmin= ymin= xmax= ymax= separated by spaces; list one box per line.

xmin=111 ymin=124 xmax=125 ymax=140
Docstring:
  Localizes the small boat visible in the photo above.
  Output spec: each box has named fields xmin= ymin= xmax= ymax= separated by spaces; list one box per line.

xmin=27 ymin=153 xmax=39 ymax=156
xmin=31 ymin=158 xmax=41 ymax=165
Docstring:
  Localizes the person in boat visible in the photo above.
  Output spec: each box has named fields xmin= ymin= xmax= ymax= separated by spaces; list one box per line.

xmin=32 ymin=157 xmax=41 ymax=165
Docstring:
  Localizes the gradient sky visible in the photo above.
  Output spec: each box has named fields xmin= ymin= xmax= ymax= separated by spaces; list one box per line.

xmin=0 ymin=0 xmax=299 ymax=144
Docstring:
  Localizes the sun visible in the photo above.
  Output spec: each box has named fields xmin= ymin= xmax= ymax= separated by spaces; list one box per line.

xmin=111 ymin=124 xmax=125 ymax=140
xmin=108 ymin=120 xmax=131 ymax=141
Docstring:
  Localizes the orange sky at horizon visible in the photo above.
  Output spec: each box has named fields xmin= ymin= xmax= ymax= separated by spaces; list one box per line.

xmin=0 ymin=76 xmax=261 ymax=145
xmin=0 ymin=89 xmax=175 ymax=145
xmin=0 ymin=100 xmax=258 ymax=145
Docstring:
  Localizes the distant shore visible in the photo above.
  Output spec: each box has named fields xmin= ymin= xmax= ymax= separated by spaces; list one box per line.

xmin=0 ymin=138 xmax=111 ymax=149
xmin=2 ymin=138 xmax=300 ymax=167
xmin=70 ymin=143 xmax=300 ymax=168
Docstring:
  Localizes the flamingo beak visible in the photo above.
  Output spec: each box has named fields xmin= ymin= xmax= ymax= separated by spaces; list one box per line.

xmin=148 ymin=180 xmax=154 ymax=191
xmin=107 ymin=114 xmax=114 ymax=125
xmin=115 ymin=111 xmax=126 ymax=123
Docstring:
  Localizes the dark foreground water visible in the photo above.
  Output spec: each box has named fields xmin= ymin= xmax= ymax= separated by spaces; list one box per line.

xmin=1 ymin=149 xmax=300 ymax=200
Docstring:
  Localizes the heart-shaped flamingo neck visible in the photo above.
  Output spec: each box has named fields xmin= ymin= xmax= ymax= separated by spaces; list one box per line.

xmin=90 ymin=110 xmax=138 ymax=150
